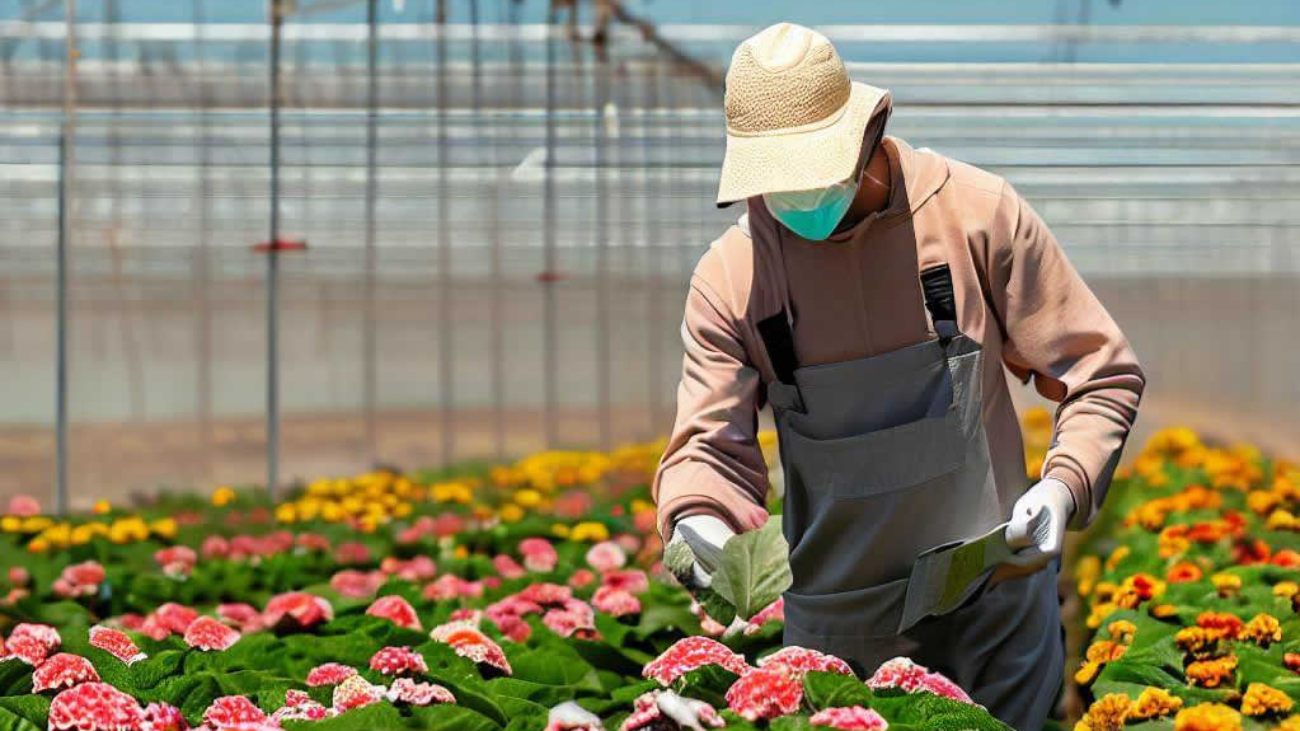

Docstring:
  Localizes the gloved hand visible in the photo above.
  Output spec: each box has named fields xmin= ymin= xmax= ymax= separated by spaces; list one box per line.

xmin=1004 ymin=477 xmax=1075 ymax=569
xmin=667 ymin=514 xmax=735 ymax=588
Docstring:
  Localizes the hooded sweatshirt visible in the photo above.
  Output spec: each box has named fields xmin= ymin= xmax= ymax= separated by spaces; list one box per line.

xmin=653 ymin=101 xmax=1146 ymax=541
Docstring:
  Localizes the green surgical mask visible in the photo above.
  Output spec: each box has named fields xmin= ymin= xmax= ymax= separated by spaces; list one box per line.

xmin=763 ymin=175 xmax=860 ymax=241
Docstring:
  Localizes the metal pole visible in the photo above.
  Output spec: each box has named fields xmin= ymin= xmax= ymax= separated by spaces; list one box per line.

xmin=54 ymin=0 xmax=76 ymax=516
xmin=194 ymin=0 xmax=214 ymax=483
xmin=594 ymin=49 xmax=611 ymax=450
xmin=435 ymin=0 xmax=454 ymax=466
xmin=363 ymin=0 xmax=378 ymax=462
xmin=542 ymin=10 xmax=557 ymax=448
xmin=266 ymin=0 xmax=284 ymax=498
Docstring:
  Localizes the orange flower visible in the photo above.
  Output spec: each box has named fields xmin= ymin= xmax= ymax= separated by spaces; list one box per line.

xmin=1172 ymin=703 xmax=1241 ymax=731
xmin=1186 ymin=655 xmax=1237 ymax=688
xmin=1129 ymin=687 xmax=1183 ymax=721
xmin=1167 ymin=562 xmax=1203 ymax=584
xmin=1272 ymin=549 xmax=1300 ymax=568
xmin=1176 ymin=627 xmax=1224 ymax=659
xmin=1196 ymin=612 xmax=1243 ymax=639
xmin=1240 ymin=614 xmax=1282 ymax=647
xmin=1240 ymin=682 xmax=1292 ymax=717
xmin=1076 ymin=694 xmax=1132 ymax=731
xmin=1284 ymin=652 xmax=1300 ymax=673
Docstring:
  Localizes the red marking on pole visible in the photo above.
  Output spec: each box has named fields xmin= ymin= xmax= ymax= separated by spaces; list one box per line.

xmin=535 ymin=270 xmax=567 ymax=283
xmin=253 ymin=239 xmax=308 ymax=253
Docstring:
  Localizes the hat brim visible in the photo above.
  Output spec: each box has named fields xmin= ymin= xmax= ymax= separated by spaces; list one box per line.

xmin=716 ymin=82 xmax=890 ymax=205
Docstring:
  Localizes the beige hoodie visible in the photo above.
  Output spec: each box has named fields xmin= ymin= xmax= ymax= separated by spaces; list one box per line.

xmin=653 ymin=103 xmax=1146 ymax=541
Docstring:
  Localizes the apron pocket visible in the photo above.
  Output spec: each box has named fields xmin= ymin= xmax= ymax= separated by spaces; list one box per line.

xmin=783 ymin=576 xmax=910 ymax=640
xmin=781 ymin=408 xmax=966 ymax=499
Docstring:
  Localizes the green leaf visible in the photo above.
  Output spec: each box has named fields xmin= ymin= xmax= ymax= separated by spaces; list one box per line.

xmin=0 ymin=696 xmax=49 ymax=731
xmin=405 ymin=704 xmax=503 ymax=731
xmin=674 ymin=665 xmax=741 ymax=708
xmin=803 ymin=671 xmax=873 ymax=710
xmin=283 ymin=702 xmax=405 ymax=731
xmin=709 ymin=515 xmax=792 ymax=621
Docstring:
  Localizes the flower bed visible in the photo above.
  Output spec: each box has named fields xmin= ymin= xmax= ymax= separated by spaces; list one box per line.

xmin=0 ymin=441 xmax=1010 ymax=730
xmin=1071 ymin=426 xmax=1300 ymax=731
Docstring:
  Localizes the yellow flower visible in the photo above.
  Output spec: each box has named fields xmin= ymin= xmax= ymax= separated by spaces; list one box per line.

xmin=92 ymin=500 xmax=111 ymax=515
xmin=569 ymin=521 xmax=610 ymax=542
xmin=1075 ymin=661 xmax=1103 ymax=686
xmin=1077 ymin=555 xmax=1102 ymax=597
xmin=1186 ymin=655 xmax=1237 ymax=688
xmin=499 ymin=504 xmax=525 ymax=523
xmin=1248 ymin=489 xmax=1282 ymax=516
xmin=1076 ymin=694 xmax=1132 ymax=731
xmin=1241 ymin=614 xmax=1283 ymax=647
xmin=453 ymin=545 xmax=469 ymax=559
xmin=1150 ymin=603 xmax=1179 ymax=619
xmin=1107 ymin=620 xmax=1137 ymax=644
xmin=71 ymin=524 xmax=97 ymax=545
xmin=1129 ymin=687 xmax=1183 ymax=721
xmin=1268 ymin=509 xmax=1298 ymax=532
xmin=150 ymin=518 xmax=178 ymax=540
xmin=1274 ymin=582 xmax=1300 ymax=599
xmin=551 ymin=523 xmax=571 ymax=539
xmin=1177 ymin=627 xmax=1225 ymax=659
xmin=392 ymin=502 xmax=413 ymax=519
xmin=1106 ymin=546 xmax=1131 ymax=571
xmin=1211 ymin=572 xmax=1243 ymax=598
xmin=1242 ymin=683 xmax=1292 ymax=717
xmin=513 ymin=489 xmax=543 ymax=508
xmin=212 ymin=486 xmax=237 ymax=507
xmin=274 ymin=504 xmax=297 ymax=524
xmin=22 ymin=516 xmax=54 ymax=533
xmin=1087 ymin=601 xmax=1119 ymax=629
xmin=0 ymin=516 xmax=20 ymax=533
xmin=1174 ymin=703 xmax=1241 ymax=731
xmin=27 ymin=537 xmax=49 ymax=553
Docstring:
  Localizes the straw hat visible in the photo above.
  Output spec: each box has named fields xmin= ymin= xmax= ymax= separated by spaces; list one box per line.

xmin=716 ymin=23 xmax=890 ymax=205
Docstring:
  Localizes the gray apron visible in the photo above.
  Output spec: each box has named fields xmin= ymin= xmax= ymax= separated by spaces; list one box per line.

xmin=759 ymin=218 xmax=1064 ymax=731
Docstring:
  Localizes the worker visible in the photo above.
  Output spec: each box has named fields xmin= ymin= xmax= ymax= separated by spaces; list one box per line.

xmin=653 ymin=23 xmax=1145 ymax=729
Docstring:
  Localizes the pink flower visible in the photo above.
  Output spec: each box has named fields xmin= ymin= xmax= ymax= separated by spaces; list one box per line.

xmin=429 ymin=621 xmax=512 ymax=676
xmin=643 ymin=637 xmax=751 ymax=686
xmin=88 ymin=626 xmax=146 ymax=666
xmin=619 ymin=690 xmax=724 ymax=731
xmin=493 ymin=555 xmax=527 ymax=580
xmin=295 ymin=532 xmax=330 ymax=552
xmin=203 ymin=696 xmax=266 ymax=728
xmin=614 ymin=533 xmax=641 ymax=555
xmin=519 ymin=538 xmax=559 ymax=573
xmin=151 ymin=603 xmax=199 ymax=634
xmin=757 ymin=646 xmax=853 ymax=679
xmin=381 ymin=556 xmax=437 ymax=583
xmin=200 ymin=535 xmax=230 ymax=560
xmin=866 ymin=657 xmax=973 ymax=705
xmin=8 ymin=566 xmax=30 ymax=587
xmin=4 ymin=634 xmax=49 ymax=666
xmin=33 ymin=653 xmax=100 ymax=693
xmin=567 ymin=569 xmax=596 ymax=590
xmin=518 ymin=583 xmax=573 ymax=606
xmin=366 ymin=595 xmax=422 ymax=631
xmin=369 ymin=646 xmax=429 ymax=676
xmin=153 ymin=546 xmax=197 ymax=577
xmin=543 ymin=604 xmax=598 ymax=639
xmin=689 ymin=601 xmax=728 ymax=637
xmin=272 ymin=690 xmax=330 ymax=723
xmin=334 ymin=541 xmax=372 ymax=565
xmin=183 ymin=617 xmax=241 ymax=652
xmin=11 ymin=622 xmax=61 ymax=651
xmin=449 ymin=608 xmax=483 ymax=624
xmin=6 ymin=494 xmax=40 ymax=517
xmin=387 ymin=678 xmax=455 ymax=706
xmin=53 ymin=561 xmax=105 ymax=599
xmin=423 ymin=574 xmax=482 ymax=602
xmin=745 ymin=597 xmax=785 ymax=635
xmin=591 ymin=586 xmax=641 ymax=618
xmin=600 ymin=569 xmax=649 ymax=595
xmin=306 ymin=663 xmax=359 ymax=687
xmin=141 ymin=702 xmax=188 ymax=731
xmin=553 ymin=491 xmax=592 ymax=519
xmin=431 ymin=513 xmax=465 ymax=538
xmin=330 ymin=569 xmax=384 ymax=599
xmin=47 ymin=682 xmax=144 ymax=731
xmin=332 ymin=674 xmax=386 ymax=712
xmin=810 ymin=706 xmax=890 ymax=730
xmin=725 ymin=665 xmax=803 ymax=722
xmin=216 ymin=603 xmax=266 ymax=633
xmin=263 ymin=592 xmax=333 ymax=631
xmin=585 ymin=541 xmax=627 ymax=573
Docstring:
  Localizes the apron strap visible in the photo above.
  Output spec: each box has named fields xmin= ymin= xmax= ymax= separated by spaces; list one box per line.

xmin=920 ymin=263 xmax=959 ymax=345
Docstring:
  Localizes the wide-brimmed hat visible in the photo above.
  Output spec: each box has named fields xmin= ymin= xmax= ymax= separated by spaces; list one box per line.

xmin=716 ymin=23 xmax=890 ymax=205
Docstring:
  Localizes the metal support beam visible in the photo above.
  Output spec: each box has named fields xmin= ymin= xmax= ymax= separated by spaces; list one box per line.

xmin=266 ymin=0 xmax=285 ymax=499
xmin=54 ymin=0 xmax=76 ymax=516
xmin=363 ymin=0 xmax=379 ymax=462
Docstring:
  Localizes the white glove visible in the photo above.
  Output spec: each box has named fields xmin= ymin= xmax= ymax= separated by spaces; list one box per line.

xmin=668 ymin=515 xmax=735 ymax=588
xmin=1004 ymin=478 xmax=1075 ymax=568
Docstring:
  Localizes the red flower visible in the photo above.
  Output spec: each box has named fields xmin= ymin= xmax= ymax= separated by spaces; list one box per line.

xmin=591 ymin=586 xmax=641 ymax=618
xmin=88 ymin=627 xmax=146 ymax=666
xmin=865 ymin=657 xmax=973 ymax=704
xmin=334 ymin=541 xmax=371 ymax=565
xmin=810 ymin=706 xmax=889 ymax=730
xmin=518 ymin=583 xmax=573 ymax=606
xmin=183 ymin=617 xmax=241 ymax=652
xmin=423 ymin=574 xmax=483 ymax=602
xmin=330 ymin=570 xmax=384 ymax=599
xmin=1232 ymin=538 xmax=1272 ymax=566
xmin=1196 ymin=612 xmax=1243 ymax=639
xmin=8 ymin=566 xmax=30 ymax=587
xmin=200 ymin=535 xmax=230 ymax=560
xmin=332 ymin=675 xmax=386 ymax=712
xmin=1285 ymin=653 xmax=1300 ymax=673
xmin=912 ymin=671 xmax=974 ymax=704
xmin=381 ymin=556 xmax=437 ymax=583
xmin=263 ymin=592 xmax=333 ymax=631
xmin=216 ymin=603 xmax=266 ymax=633
xmin=585 ymin=541 xmax=627 ymax=573
xmin=295 ymin=532 xmax=330 ymax=552
xmin=725 ymin=665 xmax=803 ymax=722
xmin=745 ymin=597 xmax=786 ymax=635
xmin=272 ymin=690 xmax=330 ymax=723
xmin=203 ymin=696 xmax=266 ymax=728
xmin=619 ymin=690 xmax=724 ymax=731
xmin=449 ymin=608 xmax=483 ymax=624
xmin=493 ymin=555 xmax=527 ymax=580
xmin=1167 ymin=562 xmax=1203 ymax=584
xmin=369 ymin=646 xmax=429 ymax=676
xmin=33 ymin=653 xmax=100 ymax=693
xmin=567 ymin=569 xmax=597 ymax=590
xmin=1275 ymin=550 xmax=1300 ymax=568
xmin=757 ymin=646 xmax=853 ymax=678
xmin=429 ymin=621 xmax=512 ymax=676
xmin=519 ymin=538 xmax=560 ymax=573
xmin=643 ymin=637 xmax=751 ymax=685
xmin=366 ymin=595 xmax=423 ymax=631
xmin=387 ymin=678 xmax=456 ymax=706
xmin=601 ymin=569 xmax=649 ymax=595
xmin=53 ymin=561 xmax=106 ymax=599
xmin=47 ymin=682 xmax=144 ymax=731
xmin=11 ymin=622 xmax=61 ymax=651
xmin=151 ymin=603 xmax=199 ymax=634
xmin=306 ymin=663 xmax=359 ymax=687
xmin=141 ymin=702 xmax=188 ymax=731
xmin=4 ymin=634 xmax=50 ymax=666
xmin=153 ymin=546 xmax=197 ymax=577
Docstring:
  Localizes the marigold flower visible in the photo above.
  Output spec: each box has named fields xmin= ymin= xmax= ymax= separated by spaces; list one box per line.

xmin=809 ymin=706 xmax=889 ymax=730
xmin=1286 ymin=653 xmax=1300 ymax=673
xmin=1075 ymin=661 xmax=1103 ymax=686
xmin=369 ymin=646 xmax=429 ymax=676
xmin=1173 ymin=703 xmax=1241 ymax=731
xmin=1186 ymin=655 xmax=1237 ymax=688
xmin=1241 ymin=613 xmax=1283 ymax=647
xmin=1086 ymin=640 xmax=1128 ymax=663
xmin=1076 ymin=694 xmax=1132 ymax=731
xmin=1176 ymin=627 xmax=1224 ymax=659
xmin=1267 ymin=509 xmax=1298 ymax=532
xmin=33 ymin=653 xmax=100 ymax=693
xmin=643 ymin=636 xmax=751 ymax=686
xmin=725 ymin=665 xmax=803 ymax=722
xmin=1197 ymin=612 xmax=1243 ymax=638
xmin=1107 ymin=546 xmax=1131 ymax=571
xmin=1076 ymin=555 xmax=1102 ymax=597
xmin=47 ymin=682 xmax=144 ymax=731
xmin=1167 ymin=562 xmax=1203 ymax=584
xmin=88 ymin=626 xmax=145 ymax=666
xmin=1240 ymin=683 xmax=1292 ymax=717
xmin=1272 ymin=549 xmax=1300 ymax=568
xmin=366 ymin=595 xmax=423 ymax=631
xmin=182 ymin=616 xmax=241 ymax=652
xmin=1107 ymin=620 xmax=1138 ymax=643
xmin=1274 ymin=581 xmax=1300 ymax=599
xmin=1129 ymin=687 xmax=1183 ymax=720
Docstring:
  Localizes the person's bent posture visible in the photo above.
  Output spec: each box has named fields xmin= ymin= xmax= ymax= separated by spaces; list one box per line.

xmin=652 ymin=23 xmax=1145 ymax=729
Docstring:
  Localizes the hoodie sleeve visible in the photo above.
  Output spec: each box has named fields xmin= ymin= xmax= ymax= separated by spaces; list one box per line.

xmin=651 ymin=259 xmax=772 ymax=542
xmin=985 ymin=181 xmax=1146 ymax=529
